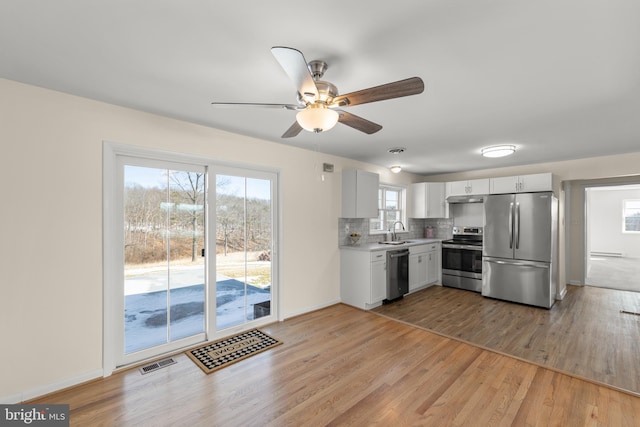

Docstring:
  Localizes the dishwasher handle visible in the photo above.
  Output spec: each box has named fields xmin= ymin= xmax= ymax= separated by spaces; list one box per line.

xmin=388 ymin=250 xmax=409 ymax=259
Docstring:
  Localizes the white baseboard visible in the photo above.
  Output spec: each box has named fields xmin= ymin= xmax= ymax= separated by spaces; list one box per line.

xmin=590 ymin=251 xmax=623 ymax=258
xmin=556 ymin=286 xmax=568 ymax=300
xmin=568 ymin=280 xmax=583 ymax=286
xmin=0 ymin=393 xmax=23 ymax=404
xmin=282 ymin=299 xmax=341 ymax=321
xmin=2 ymin=369 xmax=103 ymax=404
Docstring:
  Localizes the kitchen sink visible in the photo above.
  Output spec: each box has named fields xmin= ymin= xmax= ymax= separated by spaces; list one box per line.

xmin=378 ymin=240 xmax=413 ymax=245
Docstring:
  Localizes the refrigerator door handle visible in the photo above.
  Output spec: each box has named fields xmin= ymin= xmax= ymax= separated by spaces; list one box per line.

xmin=508 ymin=202 xmax=514 ymax=249
xmin=484 ymin=258 xmax=550 ymax=269
xmin=515 ymin=202 xmax=520 ymax=249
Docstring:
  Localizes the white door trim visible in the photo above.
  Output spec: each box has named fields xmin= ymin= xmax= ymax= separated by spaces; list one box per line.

xmin=103 ymin=141 xmax=281 ymax=376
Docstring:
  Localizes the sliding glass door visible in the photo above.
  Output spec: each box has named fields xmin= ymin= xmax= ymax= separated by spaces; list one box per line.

xmin=104 ymin=144 xmax=279 ymax=370
xmin=119 ymin=158 xmax=207 ymax=365
xmin=215 ymin=169 xmax=275 ymax=331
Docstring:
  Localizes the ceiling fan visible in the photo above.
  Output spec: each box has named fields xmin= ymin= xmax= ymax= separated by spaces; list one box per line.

xmin=211 ymin=46 xmax=425 ymax=138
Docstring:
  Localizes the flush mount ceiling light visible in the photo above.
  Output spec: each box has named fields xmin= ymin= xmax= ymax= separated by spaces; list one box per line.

xmin=296 ymin=104 xmax=339 ymax=133
xmin=388 ymin=147 xmax=406 ymax=173
xmin=481 ymin=145 xmax=516 ymax=158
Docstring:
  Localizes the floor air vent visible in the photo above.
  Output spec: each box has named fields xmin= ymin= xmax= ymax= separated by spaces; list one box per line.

xmin=139 ymin=358 xmax=177 ymax=375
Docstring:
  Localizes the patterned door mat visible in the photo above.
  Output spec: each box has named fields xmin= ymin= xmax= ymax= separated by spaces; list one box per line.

xmin=186 ymin=329 xmax=282 ymax=374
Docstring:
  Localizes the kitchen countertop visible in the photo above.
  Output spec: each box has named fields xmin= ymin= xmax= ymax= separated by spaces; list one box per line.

xmin=340 ymin=238 xmax=442 ymax=252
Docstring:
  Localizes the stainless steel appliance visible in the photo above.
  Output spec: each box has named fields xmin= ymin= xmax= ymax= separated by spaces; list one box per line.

xmin=384 ymin=249 xmax=409 ymax=303
xmin=441 ymin=226 xmax=483 ymax=292
xmin=483 ymin=192 xmax=558 ymax=308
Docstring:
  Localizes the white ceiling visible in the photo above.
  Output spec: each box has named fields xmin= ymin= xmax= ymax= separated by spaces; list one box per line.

xmin=2 ymin=1 xmax=639 ymax=176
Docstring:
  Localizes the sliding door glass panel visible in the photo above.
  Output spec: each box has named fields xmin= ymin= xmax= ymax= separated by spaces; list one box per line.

xmin=123 ymin=165 xmax=205 ymax=354
xmin=215 ymin=174 xmax=272 ymax=330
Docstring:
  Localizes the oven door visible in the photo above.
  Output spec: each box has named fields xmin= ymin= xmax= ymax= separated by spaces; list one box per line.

xmin=442 ymin=244 xmax=483 ymax=278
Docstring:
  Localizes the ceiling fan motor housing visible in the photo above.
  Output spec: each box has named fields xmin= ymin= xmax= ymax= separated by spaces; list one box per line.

xmin=298 ymin=80 xmax=338 ymax=106
xmin=308 ymin=60 xmax=328 ymax=80
xmin=314 ymin=81 xmax=338 ymax=104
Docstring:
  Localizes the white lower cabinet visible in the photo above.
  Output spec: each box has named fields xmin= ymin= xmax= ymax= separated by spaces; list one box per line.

xmin=341 ymin=250 xmax=387 ymax=309
xmin=426 ymin=246 xmax=439 ymax=284
xmin=341 ymin=242 xmax=441 ymax=309
xmin=370 ymin=258 xmax=387 ymax=304
xmin=409 ymin=247 xmax=428 ymax=291
xmin=409 ymin=243 xmax=440 ymax=292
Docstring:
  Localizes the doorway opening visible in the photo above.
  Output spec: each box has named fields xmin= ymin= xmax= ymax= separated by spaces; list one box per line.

xmin=585 ymin=184 xmax=640 ymax=292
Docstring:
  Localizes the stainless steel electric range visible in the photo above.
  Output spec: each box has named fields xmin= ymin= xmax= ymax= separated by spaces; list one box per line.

xmin=441 ymin=226 xmax=483 ymax=292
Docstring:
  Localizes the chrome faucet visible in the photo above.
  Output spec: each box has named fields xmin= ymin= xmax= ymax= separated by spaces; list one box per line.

xmin=390 ymin=221 xmax=405 ymax=241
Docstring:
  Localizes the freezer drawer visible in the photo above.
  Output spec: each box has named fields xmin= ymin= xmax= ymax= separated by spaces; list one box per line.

xmin=482 ymin=257 xmax=555 ymax=308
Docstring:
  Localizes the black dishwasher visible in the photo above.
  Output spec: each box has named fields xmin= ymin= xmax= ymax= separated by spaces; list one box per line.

xmin=384 ymin=249 xmax=409 ymax=303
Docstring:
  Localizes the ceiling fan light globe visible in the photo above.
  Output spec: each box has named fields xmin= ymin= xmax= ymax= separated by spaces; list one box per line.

xmin=296 ymin=106 xmax=339 ymax=133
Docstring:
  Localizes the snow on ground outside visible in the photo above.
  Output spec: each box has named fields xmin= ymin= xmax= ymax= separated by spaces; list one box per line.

xmin=125 ymin=278 xmax=271 ymax=353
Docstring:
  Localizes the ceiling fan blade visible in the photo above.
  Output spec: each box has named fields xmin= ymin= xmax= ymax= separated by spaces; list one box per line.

xmin=271 ymin=46 xmax=318 ymax=100
xmin=281 ymin=121 xmax=303 ymax=138
xmin=211 ymin=102 xmax=301 ymax=110
xmin=338 ymin=111 xmax=383 ymax=134
xmin=331 ymin=77 xmax=424 ymax=107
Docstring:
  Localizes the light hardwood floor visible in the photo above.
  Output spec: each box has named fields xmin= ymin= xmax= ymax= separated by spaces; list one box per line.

xmin=374 ymin=284 xmax=640 ymax=395
xmin=31 ymin=303 xmax=640 ymax=426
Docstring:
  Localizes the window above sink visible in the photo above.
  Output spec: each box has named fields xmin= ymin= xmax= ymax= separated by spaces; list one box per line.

xmin=370 ymin=184 xmax=407 ymax=235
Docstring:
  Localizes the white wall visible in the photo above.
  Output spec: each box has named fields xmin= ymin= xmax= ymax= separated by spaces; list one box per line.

xmin=0 ymin=78 xmax=421 ymax=402
xmin=588 ymin=188 xmax=640 ymax=258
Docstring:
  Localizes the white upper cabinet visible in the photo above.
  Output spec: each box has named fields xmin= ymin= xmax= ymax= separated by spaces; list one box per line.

xmin=410 ymin=182 xmax=445 ymax=218
xmin=490 ymin=173 xmax=553 ymax=194
xmin=342 ymin=169 xmax=379 ymax=218
xmin=446 ymin=178 xmax=490 ymax=197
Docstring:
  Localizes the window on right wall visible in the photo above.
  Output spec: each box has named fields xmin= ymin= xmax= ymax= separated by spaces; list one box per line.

xmin=622 ymin=199 xmax=640 ymax=232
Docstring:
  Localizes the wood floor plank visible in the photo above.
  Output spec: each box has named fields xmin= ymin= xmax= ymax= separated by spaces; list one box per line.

xmin=373 ymin=284 xmax=640 ymax=394
xmin=29 ymin=303 xmax=640 ymax=426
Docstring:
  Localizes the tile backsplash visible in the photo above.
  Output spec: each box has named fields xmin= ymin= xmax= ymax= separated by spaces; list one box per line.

xmin=338 ymin=217 xmax=453 ymax=246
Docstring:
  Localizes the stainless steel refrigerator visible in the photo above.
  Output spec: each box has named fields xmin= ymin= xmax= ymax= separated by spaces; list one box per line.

xmin=482 ymin=192 xmax=558 ymax=308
